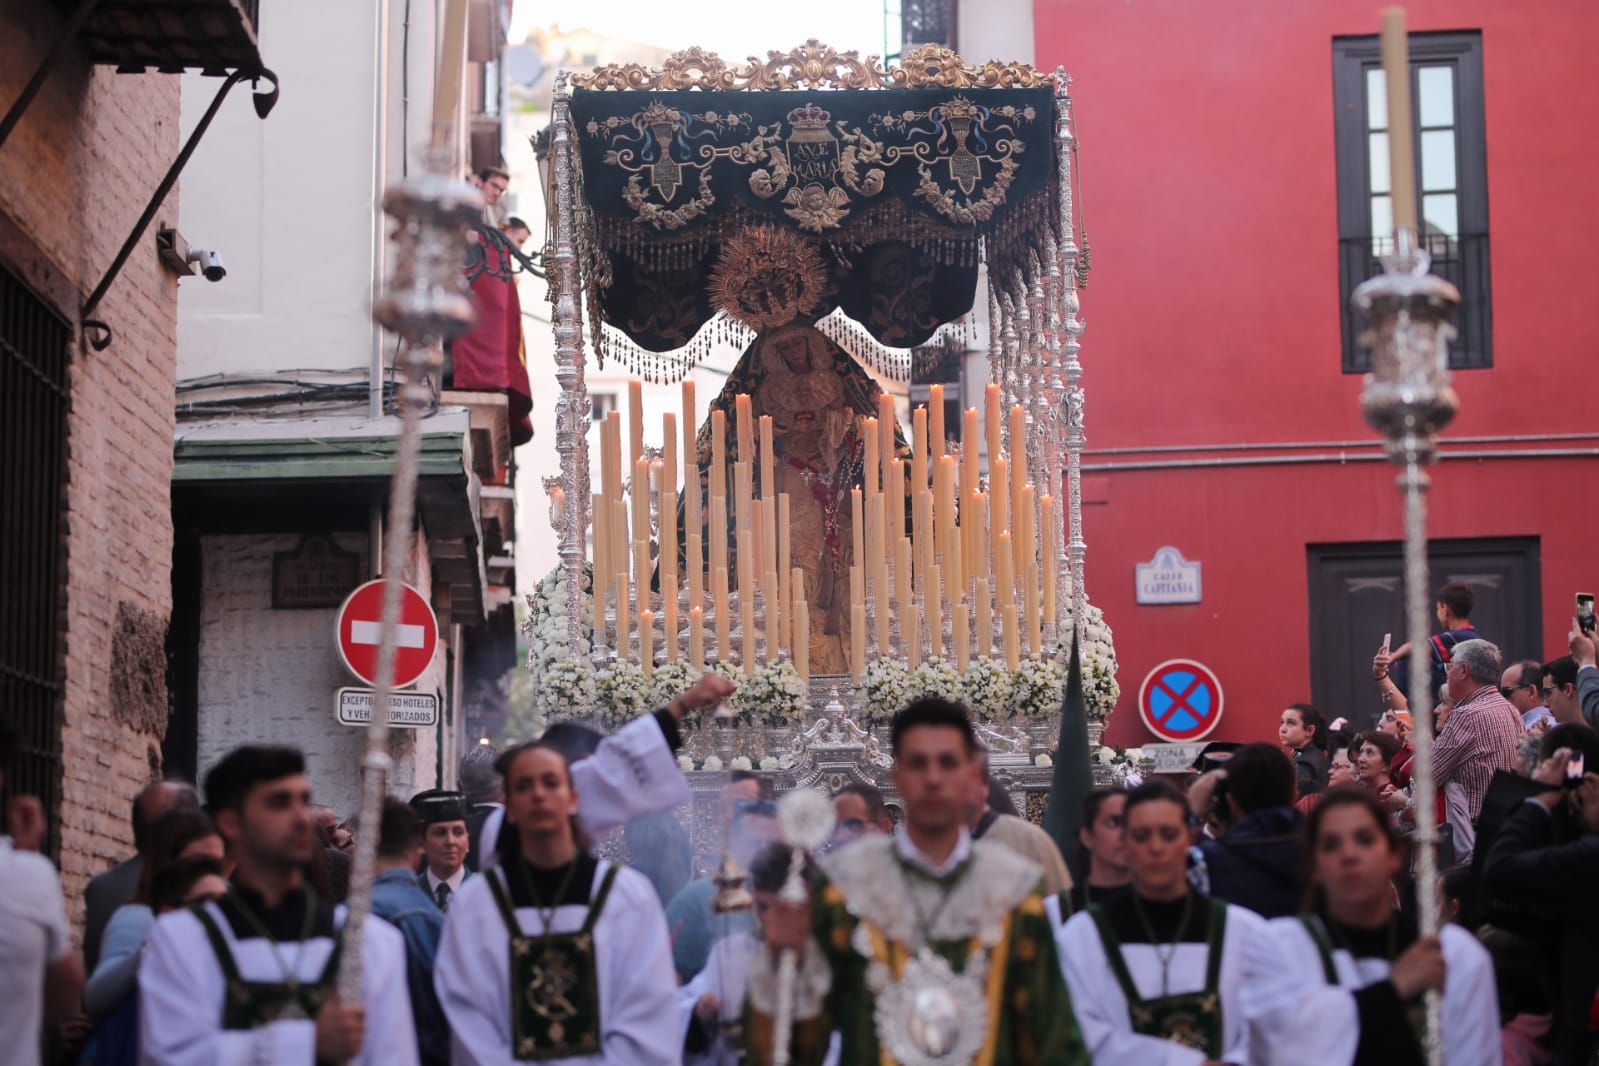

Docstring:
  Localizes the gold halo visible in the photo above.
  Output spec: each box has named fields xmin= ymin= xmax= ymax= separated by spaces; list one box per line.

xmin=707 ymin=226 xmax=827 ymax=332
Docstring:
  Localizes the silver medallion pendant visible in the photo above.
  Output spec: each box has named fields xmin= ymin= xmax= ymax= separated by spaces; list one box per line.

xmin=870 ymin=947 xmax=991 ymax=1066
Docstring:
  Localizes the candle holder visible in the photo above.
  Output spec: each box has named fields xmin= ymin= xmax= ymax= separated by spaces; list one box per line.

xmin=1353 ymin=226 xmax=1458 ymax=1066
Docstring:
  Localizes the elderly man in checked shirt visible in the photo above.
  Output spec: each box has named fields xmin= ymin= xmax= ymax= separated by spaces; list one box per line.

xmin=1430 ymin=638 xmax=1526 ymax=862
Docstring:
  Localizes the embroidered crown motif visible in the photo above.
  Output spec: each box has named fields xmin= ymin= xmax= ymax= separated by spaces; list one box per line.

xmin=786 ymin=104 xmax=832 ymax=131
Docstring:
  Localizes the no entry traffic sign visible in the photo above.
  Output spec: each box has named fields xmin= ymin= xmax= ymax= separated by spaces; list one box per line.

xmin=335 ymin=579 xmax=438 ymax=690
xmin=1138 ymin=659 xmax=1225 ymax=742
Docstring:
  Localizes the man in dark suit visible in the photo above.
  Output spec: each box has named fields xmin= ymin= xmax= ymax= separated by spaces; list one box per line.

xmin=81 ymin=780 xmax=197 ymax=969
xmin=410 ymin=789 xmax=471 ymax=911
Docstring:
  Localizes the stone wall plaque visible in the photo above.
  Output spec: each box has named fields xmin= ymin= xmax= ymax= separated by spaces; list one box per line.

xmin=272 ymin=535 xmax=362 ymax=609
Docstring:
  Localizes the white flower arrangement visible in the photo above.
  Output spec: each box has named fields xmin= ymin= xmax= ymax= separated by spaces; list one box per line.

xmin=860 ymin=658 xmax=912 ymax=725
xmin=1011 ymin=656 xmax=1067 ymax=720
xmin=526 ymin=563 xmax=593 ymax=690
xmin=677 ymin=755 xmax=696 ymax=771
xmin=1061 ymin=602 xmax=1121 ymax=721
xmin=648 ymin=659 xmax=698 ymax=709
xmin=537 ymin=658 xmax=595 ymax=724
xmin=1124 ymin=747 xmax=1148 ymax=765
xmin=909 ymin=657 xmax=964 ymax=703
xmin=702 ymin=755 xmax=724 ymax=772
xmin=1095 ymin=745 xmax=1118 ymax=765
xmin=961 ymin=658 xmax=1014 ymax=722
xmin=593 ymin=660 xmax=650 ymax=730
xmin=730 ymin=756 xmax=754 ymax=771
xmin=759 ymin=756 xmax=782 ymax=771
xmin=731 ymin=661 xmax=808 ymax=726
xmin=1035 ymin=753 xmax=1053 ymax=767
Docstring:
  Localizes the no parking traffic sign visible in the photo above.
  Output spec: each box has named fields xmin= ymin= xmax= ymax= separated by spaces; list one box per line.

xmin=1138 ymin=659 xmax=1225 ymax=742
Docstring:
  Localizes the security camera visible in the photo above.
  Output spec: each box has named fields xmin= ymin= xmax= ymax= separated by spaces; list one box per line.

xmin=185 ymin=246 xmax=226 ymax=282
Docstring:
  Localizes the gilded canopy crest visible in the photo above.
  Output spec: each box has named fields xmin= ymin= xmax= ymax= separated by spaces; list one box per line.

xmin=572 ymin=40 xmax=1052 ymax=92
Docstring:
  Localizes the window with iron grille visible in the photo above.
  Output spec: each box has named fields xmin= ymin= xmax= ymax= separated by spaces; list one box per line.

xmin=1333 ymin=31 xmax=1490 ymax=372
xmin=902 ymin=0 xmax=952 ymax=48
xmin=0 ymin=262 xmax=70 ymax=853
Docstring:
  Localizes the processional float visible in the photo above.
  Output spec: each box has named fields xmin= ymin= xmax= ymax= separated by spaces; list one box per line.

xmin=523 ymin=41 xmax=1123 ymax=811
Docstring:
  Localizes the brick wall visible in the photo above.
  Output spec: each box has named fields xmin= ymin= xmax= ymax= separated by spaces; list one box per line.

xmin=0 ymin=2 xmax=181 ymax=921
xmin=196 ymin=532 xmax=446 ymax=820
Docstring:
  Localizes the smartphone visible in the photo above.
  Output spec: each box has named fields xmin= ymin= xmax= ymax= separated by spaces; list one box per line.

xmin=1381 ymin=633 xmax=1392 ymax=654
xmin=1566 ymin=751 xmax=1587 ymax=788
xmin=1579 ymin=593 xmax=1596 ymax=635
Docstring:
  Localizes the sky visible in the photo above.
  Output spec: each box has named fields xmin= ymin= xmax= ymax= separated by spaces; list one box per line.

xmin=509 ymin=0 xmax=894 ymax=63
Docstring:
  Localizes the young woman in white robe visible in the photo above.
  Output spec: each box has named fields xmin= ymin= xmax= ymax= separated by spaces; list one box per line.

xmin=1240 ymin=787 xmax=1500 ymax=1066
xmin=1056 ymin=779 xmax=1264 ymax=1066
xmin=434 ymin=739 xmax=679 ymax=1065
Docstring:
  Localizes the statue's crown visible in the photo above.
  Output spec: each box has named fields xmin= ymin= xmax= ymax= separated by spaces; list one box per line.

xmin=786 ymin=104 xmax=831 ymax=131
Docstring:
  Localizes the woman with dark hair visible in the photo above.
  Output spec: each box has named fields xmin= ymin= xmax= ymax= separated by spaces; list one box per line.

xmin=78 ymin=812 xmax=226 ymax=1066
xmin=83 ymin=809 xmax=225 ymax=1021
xmin=1241 ymin=788 xmax=1499 ymax=1066
xmin=433 ymin=740 xmax=679 ymax=1063
xmin=1350 ymin=731 xmax=1407 ymax=816
xmin=1056 ymin=780 xmax=1265 ymax=1064
xmin=1047 ymin=787 xmax=1131 ymax=924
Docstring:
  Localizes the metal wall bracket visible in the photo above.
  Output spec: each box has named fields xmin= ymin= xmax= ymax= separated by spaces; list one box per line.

xmin=80 ymin=67 xmax=279 ymax=351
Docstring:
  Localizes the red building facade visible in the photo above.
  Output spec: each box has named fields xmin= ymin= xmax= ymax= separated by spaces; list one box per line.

xmin=1030 ymin=1 xmax=1599 ymax=747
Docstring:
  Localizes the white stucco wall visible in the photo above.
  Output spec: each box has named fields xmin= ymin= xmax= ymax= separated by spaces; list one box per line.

xmin=959 ymin=0 xmax=1034 ymax=70
xmin=176 ymin=0 xmax=391 ymax=381
xmin=195 ymin=531 xmax=447 ymax=817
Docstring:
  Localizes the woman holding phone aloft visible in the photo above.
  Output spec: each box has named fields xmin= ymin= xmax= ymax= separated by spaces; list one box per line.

xmin=1056 ymin=780 xmax=1265 ymax=1066
xmin=1241 ymin=787 xmax=1499 ymax=1066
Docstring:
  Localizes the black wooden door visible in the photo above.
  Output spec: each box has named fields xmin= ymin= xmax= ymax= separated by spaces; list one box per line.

xmin=1307 ymin=537 xmax=1541 ymax=729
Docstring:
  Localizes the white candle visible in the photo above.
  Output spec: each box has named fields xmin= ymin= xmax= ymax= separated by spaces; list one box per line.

xmin=954 ymin=604 xmax=970 ymax=673
xmin=639 ymin=610 xmax=654 ymax=677
xmin=690 ymin=606 xmax=705 ymax=672
xmin=851 ymin=604 xmax=866 ymax=682
xmin=628 ymin=380 xmax=644 ymax=468
xmin=976 ymin=577 xmax=993 ymax=659
xmin=907 ymin=606 xmax=922 ymax=670
xmin=664 ymin=593 xmax=679 ymax=663
xmin=1002 ymin=603 xmax=1019 ymax=670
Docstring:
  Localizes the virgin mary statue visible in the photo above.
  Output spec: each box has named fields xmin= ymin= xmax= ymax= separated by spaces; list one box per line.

xmin=687 ymin=320 xmax=908 ymax=676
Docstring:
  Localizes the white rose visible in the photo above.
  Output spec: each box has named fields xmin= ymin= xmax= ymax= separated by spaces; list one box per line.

xmin=1125 ymin=747 xmax=1147 ymax=763
xmin=760 ymin=756 xmax=781 ymax=771
xmin=677 ymin=755 xmax=695 ymax=771
xmin=1035 ymin=754 xmax=1053 ymax=767
xmin=1095 ymin=746 xmax=1117 ymax=765
xmin=703 ymin=755 xmax=724 ymax=772
xmin=730 ymin=756 xmax=753 ymax=771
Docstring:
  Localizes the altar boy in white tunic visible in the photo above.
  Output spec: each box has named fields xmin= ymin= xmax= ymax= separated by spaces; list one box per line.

xmin=1057 ymin=779 xmax=1263 ymax=1066
xmin=1241 ymin=787 xmax=1500 ymax=1066
xmin=435 ymin=739 xmax=679 ymax=1064
xmin=139 ymin=745 xmax=417 ymax=1066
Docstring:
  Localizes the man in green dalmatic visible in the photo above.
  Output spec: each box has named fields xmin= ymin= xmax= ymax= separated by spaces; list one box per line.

xmin=746 ymin=697 xmax=1089 ymax=1066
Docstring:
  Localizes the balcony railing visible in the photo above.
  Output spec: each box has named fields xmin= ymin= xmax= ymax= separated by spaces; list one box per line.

xmin=1339 ymin=230 xmax=1491 ymax=372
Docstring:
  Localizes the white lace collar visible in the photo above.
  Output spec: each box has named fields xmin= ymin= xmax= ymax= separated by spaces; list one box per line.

xmin=893 ymin=826 xmax=971 ymax=878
